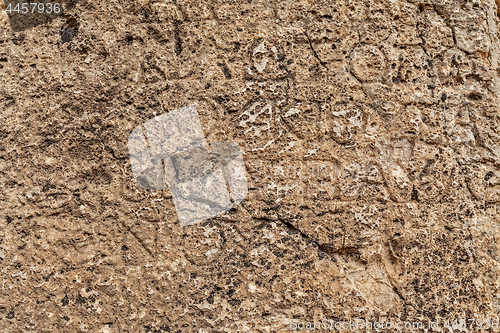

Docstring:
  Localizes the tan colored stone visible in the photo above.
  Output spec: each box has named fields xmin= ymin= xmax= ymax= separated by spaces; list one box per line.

xmin=2 ymin=0 xmax=500 ymax=332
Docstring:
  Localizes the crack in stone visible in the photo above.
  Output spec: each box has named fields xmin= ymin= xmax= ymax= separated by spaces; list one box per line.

xmin=303 ymin=32 xmax=327 ymax=68
xmin=279 ymin=219 xmax=349 ymax=261
xmin=121 ymin=220 xmax=156 ymax=259
xmin=173 ymin=20 xmax=183 ymax=56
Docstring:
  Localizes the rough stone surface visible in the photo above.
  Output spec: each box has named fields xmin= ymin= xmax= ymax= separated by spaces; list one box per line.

xmin=1 ymin=0 xmax=500 ymax=332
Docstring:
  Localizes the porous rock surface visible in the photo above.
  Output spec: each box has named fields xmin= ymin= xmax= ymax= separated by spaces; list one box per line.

xmin=1 ymin=0 xmax=500 ymax=332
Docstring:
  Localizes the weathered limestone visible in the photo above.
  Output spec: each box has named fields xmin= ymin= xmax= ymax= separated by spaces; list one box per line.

xmin=1 ymin=0 xmax=500 ymax=331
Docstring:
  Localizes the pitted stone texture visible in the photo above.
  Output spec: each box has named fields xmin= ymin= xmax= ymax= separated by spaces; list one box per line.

xmin=1 ymin=0 xmax=500 ymax=332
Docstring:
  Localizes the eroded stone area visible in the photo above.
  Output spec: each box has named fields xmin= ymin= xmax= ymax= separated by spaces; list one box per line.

xmin=1 ymin=0 xmax=500 ymax=331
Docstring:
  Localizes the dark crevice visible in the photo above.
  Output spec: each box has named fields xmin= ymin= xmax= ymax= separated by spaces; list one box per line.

xmin=392 ymin=286 xmax=419 ymax=311
xmin=303 ymin=32 xmax=326 ymax=68
xmin=173 ymin=21 xmax=183 ymax=56
xmin=281 ymin=220 xmax=312 ymax=243
xmin=217 ymin=63 xmax=232 ymax=79
xmin=120 ymin=220 xmax=155 ymax=259
xmin=59 ymin=16 xmax=79 ymax=43
xmin=279 ymin=115 xmax=294 ymax=134
xmin=393 ymin=286 xmax=406 ymax=302
xmin=280 ymin=219 xmax=347 ymax=261
xmin=411 ymin=186 xmax=419 ymax=201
